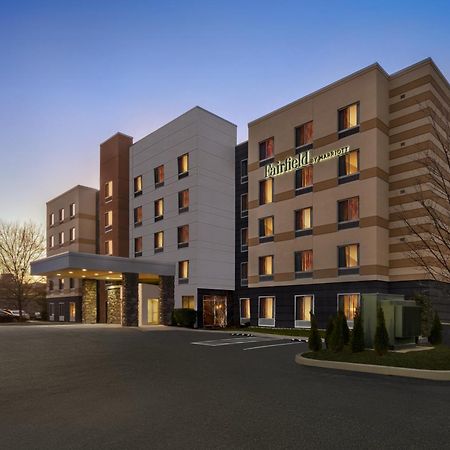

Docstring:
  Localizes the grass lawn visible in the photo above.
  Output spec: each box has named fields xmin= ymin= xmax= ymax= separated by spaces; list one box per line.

xmin=227 ymin=327 xmax=324 ymax=338
xmin=303 ymin=345 xmax=450 ymax=370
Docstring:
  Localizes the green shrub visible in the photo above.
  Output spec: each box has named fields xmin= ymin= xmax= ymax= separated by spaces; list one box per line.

xmin=428 ymin=312 xmax=442 ymax=345
xmin=339 ymin=311 xmax=350 ymax=345
xmin=308 ymin=312 xmax=322 ymax=352
xmin=329 ymin=314 xmax=345 ymax=352
xmin=414 ymin=293 xmax=433 ymax=337
xmin=172 ymin=308 xmax=197 ymax=328
xmin=325 ymin=316 xmax=334 ymax=349
xmin=374 ymin=307 xmax=389 ymax=356
xmin=351 ymin=307 xmax=365 ymax=353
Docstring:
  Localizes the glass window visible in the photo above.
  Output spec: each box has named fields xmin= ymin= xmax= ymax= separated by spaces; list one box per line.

xmin=338 ymin=244 xmax=359 ymax=268
xmin=105 ymin=181 xmax=113 ymax=200
xmin=295 ymin=250 xmax=313 ymax=273
xmin=178 ymin=260 xmax=189 ymax=280
xmin=154 ymin=165 xmax=164 ymax=187
xmin=259 ymin=216 xmax=274 ymax=238
xmin=338 ymin=294 xmax=360 ymax=321
xmin=259 ymin=297 xmax=275 ymax=319
xmin=48 ymin=280 xmax=54 ymax=291
xmin=338 ymin=103 xmax=359 ymax=131
xmin=49 ymin=235 xmax=55 ymax=248
xmin=134 ymin=206 xmax=143 ymax=226
xmin=134 ymin=237 xmax=143 ymax=257
xmin=49 ymin=213 xmax=55 ymax=227
xmin=69 ymin=203 xmax=76 ymax=218
xmin=259 ymin=178 xmax=273 ymax=205
xmin=59 ymin=231 xmax=65 ymax=245
xmin=58 ymin=278 xmax=64 ymax=290
xmin=241 ymin=262 xmax=248 ymax=284
xmin=339 ymin=150 xmax=359 ymax=177
xmin=241 ymin=159 xmax=248 ymax=183
xmin=338 ymin=197 xmax=359 ymax=223
xmin=241 ymin=228 xmax=248 ymax=251
xmin=240 ymin=298 xmax=250 ymax=319
xmin=105 ymin=210 xmax=113 ymax=229
xmin=69 ymin=227 xmax=76 ymax=242
xmin=178 ymin=153 xmax=189 ymax=177
xmin=154 ymin=231 xmax=164 ymax=252
xmin=295 ymin=207 xmax=312 ymax=231
xmin=182 ymin=296 xmax=195 ymax=309
xmin=59 ymin=303 xmax=65 ymax=317
xmin=241 ymin=194 xmax=248 ymax=217
xmin=295 ymin=121 xmax=313 ymax=148
xmin=105 ymin=240 xmax=113 ymax=255
xmin=154 ymin=199 xmax=164 ymax=220
xmin=69 ymin=278 xmax=74 ymax=289
xmin=59 ymin=208 xmax=65 ymax=222
xmin=49 ymin=303 xmax=55 ymax=316
xmin=259 ymin=137 xmax=274 ymax=162
xmin=134 ymin=176 xmax=143 ymax=196
xmin=295 ymin=295 xmax=313 ymax=321
xmin=178 ymin=189 xmax=190 ymax=213
xmin=295 ymin=166 xmax=313 ymax=190
xmin=259 ymin=255 xmax=273 ymax=277
xmin=178 ymin=225 xmax=189 ymax=248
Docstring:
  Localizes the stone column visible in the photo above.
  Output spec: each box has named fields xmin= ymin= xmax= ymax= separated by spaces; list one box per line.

xmin=122 ymin=273 xmax=138 ymax=327
xmin=106 ymin=286 xmax=121 ymax=324
xmin=82 ymin=279 xmax=97 ymax=324
xmin=159 ymin=275 xmax=174 ymax=325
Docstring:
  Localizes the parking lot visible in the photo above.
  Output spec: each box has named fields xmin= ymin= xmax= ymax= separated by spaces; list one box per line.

xmin=1 ymin=324 xmax=449 ymax=449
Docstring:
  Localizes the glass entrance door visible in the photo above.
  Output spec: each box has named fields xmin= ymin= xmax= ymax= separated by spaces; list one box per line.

xmin=202 ymin=295 xmax=227 ymax=327
xmin=147 ymin=299 xmax=159 ymax=325
xmin=69 ymin=302 xmax=76 ymax=322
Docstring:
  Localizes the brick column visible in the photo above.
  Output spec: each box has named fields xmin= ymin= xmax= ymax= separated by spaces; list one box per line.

xmin=82 ymin=279 xmax=97 ymax=324
xmin=122 ymin=273 xmax=138 ymax=326
xmin=159 ymin=275 xmax=174 ymax=325
xmin=106 ymin=286 xmax=121 ymax=324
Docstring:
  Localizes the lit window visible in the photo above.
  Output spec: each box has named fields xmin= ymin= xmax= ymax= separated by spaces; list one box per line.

xmin=295 ymin=295 xmax=314 ymax=324
xmin=69 ymin=203 xmax=76 ymax=218
xmin=338 ymin=293 xmax=360 ymax=322
xmin=58 ymin=278 xmax=64 ymax=290
xmin=154 ymin=165 xmax=164 ymax=187
xmin=259 ymin=216 xmax=274 ymax=242
xmin=177 ymin=225 xmax=189 ymax=248
xmin=134 ymin=176 xmax=143 ymax=197
xmin=178 ymin=260 xmax=189 ymax=282
xmin=295 ymin=207 xmax=312 ymax=235
xmin=241 ymin=228 xmax=248 ymax=252
xmin=59 ymin=208 xmax=65 ymax=222
xmin=259 ymin=178 xmax=273 ymax=205
xmin=295 ymin=121 xmax=313 ymax=148
xmin=178 ymin=153 xmax=189 ymax=178
xmin=258 ymin=296 xmax=275 ymax=325
xmin=338 ymin=103 xmax=359 ymax=133
xmin=154 ymin=199 xmax=164 ymax=221
xmin=338 ymin=244 xmax=359 ymax=271
xmin=295 ymin=250 xmax=313 ymax=275
xmin=241 ymin=159 xmax=248 ymax=183
xmin=154 ymin=231 xmax=164 ymax=253
xmin=241 ymin=194 xmax=248 ymax=218
xmin=259 ymin=255 xmax=273 ymax=280
xmin=259 ymin=137 xmax=274 ymax=163
xmin=240 ymin=298 xmax=250 ymax=320
xmin=49 ymin=213 xmax=55 ymax=227
xmin=105 ymin=181 xmax=113 ymax=200
xmin=178 ymin=189 xmax=189 ymax=213
xmin=339 ymin=150 xmax=359 ymax=179
xmin=241 ymin=262 xmax=248 ymax=286
xmin=105 ymin=240 xmax=113 ymax=255
xmin=134 ymin=236 xmax=143 ymax=257
xmin=105 ymin=211 xmax=113 ymax=230
xmin=338 ymin=197 xmax=359 ymax=225
xmin=134 ymin=206 xmax=143 ymax=226
xmin=59 ymin=231 xmax=65 ymax=245
xmin=295 ymin=166 xmax=313 ymax=192
xmin=49 ymin=236 xmax=55 ymax=248
xmin=69 ymin=227 xmax=76 ymax=242
xmin=182 ymin=296 xmax=195 ymax=309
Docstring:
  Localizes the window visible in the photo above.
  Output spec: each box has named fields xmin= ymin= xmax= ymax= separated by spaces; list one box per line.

xmin=338 ymin=150 xmax=359 ymax=183
xmin=258 ymin=296 xmax=275 ymax=326
xmin=69 ymin=203 xmax=76 ymax=218
xmin=178 ymin=260 xmax=189 ymax=283
xmin=178 ymin=153 xmax=189 ymax=178
xmin=295 ymin=121 xmax=313 ymax=149
xmin=259 ymin=216 xmax=274 ymax=242
xmin=295 ymin=207 xmax=312 ymax=236
xmin=134 ymin=175 xmax=143 ymax=197
xmin=59 ymin=208 xmax=65 ymax=222
xmin=59 ymin=303 xmax=65 ymax=318
xmin=338 ymin=197 xmax=359 ymax=229
xmin=154 ymin=198 xmax=164 ymax=221
xmin=49 ymin=303 xmax=55 ymax=317
xmin=105 ymin=211 xmax=113 ymax=230
xmin=338 ymin=244 xmax=359 ymax=274
xmin=240 ymin=298 xmax=250 ymax=322
xmin=338 ymin=293 xmax=360 ymax=322
xmin=49 ymin=213 xmax=55 ymax=227
xmin=241 ymin=227 xmax=248 ymax=252
xmin=259 ymin=178 xmax=273 ymax=205
xmin=178 ymin=189 xmax=189 ymax=213
xmin=241 ymin=262 xmax=248 ymax=286
xmin=241 ymin=193 xmax=248 ymax=218
xmin=259 ymin=137 xmax=274 ymax=164
xmin=105 ymin=240 xmax=113 ymax=255
xmin=338 ymin=103 xmax=359 ymax=136
xmin=48 ymin=280 xmax=54 ymax=291
xmin=134 ymin=237 xmax=143 ymax=257
xmin=58 ymin=278 xmax=64 ymax=290
xmin=295 ymin=166 xmax=313 ymax=193
xmin=259 ymin=255 xmax=274 ymax=281
xmin=295 ymin=295 xmax=314 ymax=326
xmin=69 ymin=278 xmax=74 ymax=289
xmin=69 ymin=227 xmax=76 ymax=242
xmin=154 ymin=165 xmax=164 ymax=187
xmin=49 ymin=235 xmax=55 ymax=248
xmin=241 ymin=159 xmax=248 ymax=183
xmin=59 ymin=231 xmax=65 ymax=245
xmin=295 ymin=250 xmax=313 ymax=277
xmin=134 ymin=206 xmax=143 ymax=227
xmin=105 ymin=181 xmax=113 ymax=200
xmin=182 ymin=296 xmax=195 ymax=309
xmin=154 ymin=231 xmax=164 ymax=253
xmin=178 ymin=225 xmax=189 ymax=248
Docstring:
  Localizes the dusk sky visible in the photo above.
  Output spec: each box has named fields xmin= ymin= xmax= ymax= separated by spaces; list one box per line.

xmin=1 ymin=0 xmax=449 ymax=226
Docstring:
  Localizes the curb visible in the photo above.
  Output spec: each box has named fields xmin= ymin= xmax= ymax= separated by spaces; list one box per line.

xmin=295 ymin=353 xmax=450 ymax=381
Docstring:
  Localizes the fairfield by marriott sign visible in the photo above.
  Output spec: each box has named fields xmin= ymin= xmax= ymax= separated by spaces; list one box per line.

xmin=264 ymin=145 xmax=350 ymax=178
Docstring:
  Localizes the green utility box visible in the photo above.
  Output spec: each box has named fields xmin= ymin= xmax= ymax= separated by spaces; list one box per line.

xmin=361 ymin=294 xmax=421 ymax=348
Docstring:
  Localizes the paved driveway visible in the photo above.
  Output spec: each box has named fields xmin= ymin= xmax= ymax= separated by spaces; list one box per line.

xmin=0 ymin=325 xmax=449 ymax=449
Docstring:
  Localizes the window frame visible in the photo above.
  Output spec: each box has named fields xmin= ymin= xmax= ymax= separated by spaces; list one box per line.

xmin=259 ymin=137 xmax=275 ymax=166
xmin=295 ymin=121 xmax=314 ymax=150
xmin=338 ymin=243 xmax=360 ymax=275
xmin=154 ymin=198 xmax=164 ymax=222
xmin=239 ymin=298 xmax=251 ymax=324
xmin=134 ymin=236 xmax=143 ymax=257
xmin=104 ymin=210 xmax=113 ymax=231
xmin=337 ymin=293 xmax=361 ymax=326
xmin=134 ymin=206 xmax=143 ymax=227
xmin=154 ymin=165 xmax=164 ymax=188
xmin=338 ymin=149 xmax=360 ymax=184
xmin=178 ymin=189 xmax=189 ymax=213
xmin=178 ymin=260 xmax=189 ymax=284
xmin=295 ymin=207 xmax=313 ymax=237
xmin=240 ymin=262 xmax=248 ymax=286
xmin=338 ymin=102 xmax=360 ymax=137
xmin=258 ymin=296 xmax=275 ymax=327
xmin=337 ymin=196 xmax=360 ymax=230
xmin=258 ymin=255 xmax=274 ymax=281
xmin=259 ymin=178 xmax=274 ymax=206
xmin=154 ymin=231 xmax=164 ymax=254
xmin=240 ymin=159 xmax=248 ymax=184
xmin=69 ymin=227 xmax=76 ymax=242
xmin=240 ymin=227 xmax=248 ymax=252
xmin=177 ymin=225 xmax=189 ymax=249
xmin=240 ymin=193 xmax=248 ymax=218
xmin=178 ymin=153 xmax=189 ymax=179
xmin=294 ymin=250 xmax=313 ymax=278
xmin=105 ymin=181 xmax=113 ymax=202
xmin=295 ymin=166 xmax=313 ymax=195
xmin=259 ymin=216 xmax=274 ymax=243
xmin=69 ymin=203 xmax=76 ymax=218
xmin=294 ymin=294 xmax=315 ymax=328
xmin=134 ymin=175 xmax=143 ymax=197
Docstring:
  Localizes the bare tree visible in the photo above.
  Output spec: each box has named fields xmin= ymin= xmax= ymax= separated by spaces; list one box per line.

xmin=0 ymin=221 xmax=45 ymax=317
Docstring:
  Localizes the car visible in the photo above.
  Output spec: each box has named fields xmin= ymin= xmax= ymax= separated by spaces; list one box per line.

xmin=0 ymin=309 xmax=15 ymax=322
xmin=7 ymin=310 xmax=30 ymax=320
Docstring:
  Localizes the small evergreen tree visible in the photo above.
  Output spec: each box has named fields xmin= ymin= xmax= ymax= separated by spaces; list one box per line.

xmin=325 ymin=316 xmax=334 ymax=350
xmin=330 ymin=314 xmax=344 ymax=352
xmin=374 ymin=307 xmax=389 ymax=356
xmin=351 ymin=307 xmax=365 ymax=353
xmin=339 ymin=311 xmax=350 ymax=345
xmin=308 ymin=312 xmax=322 ymax=352
xmin=414 ymin=293 xmax=433 ymax=337
xmin=428 ymin=312 xmax=442 ymax=345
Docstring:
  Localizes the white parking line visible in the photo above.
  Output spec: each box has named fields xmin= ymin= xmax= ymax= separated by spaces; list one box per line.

xmin=243 ymin=342 xmax=304 ymax=351
xmin=192 ymin=337 xmax=275 ymax=347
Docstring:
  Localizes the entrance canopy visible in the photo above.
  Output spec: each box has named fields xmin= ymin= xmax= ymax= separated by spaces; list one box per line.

xmin=31 ymin=252 xmax=175 ymax=284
